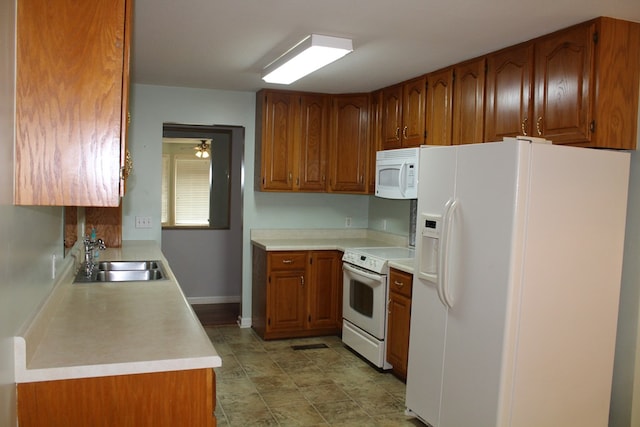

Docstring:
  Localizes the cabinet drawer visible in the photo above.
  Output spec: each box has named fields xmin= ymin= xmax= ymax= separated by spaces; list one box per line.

xmin=389 ymin=268 xmax=412 ymax=298
xmin=269 ymin=252 xmax=308 ymax=271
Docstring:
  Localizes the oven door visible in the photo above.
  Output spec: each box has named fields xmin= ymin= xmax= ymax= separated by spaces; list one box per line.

xmin=342 ymin=262 xmax=387 ymax=340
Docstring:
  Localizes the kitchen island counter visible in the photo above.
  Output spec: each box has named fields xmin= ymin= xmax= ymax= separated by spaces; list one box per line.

xmin=14 ymin=240 xmax=221 ymax=383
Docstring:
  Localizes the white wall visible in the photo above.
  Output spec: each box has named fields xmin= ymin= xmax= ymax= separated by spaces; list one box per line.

xmin=0 ymin=1 xmax=66 ymax=425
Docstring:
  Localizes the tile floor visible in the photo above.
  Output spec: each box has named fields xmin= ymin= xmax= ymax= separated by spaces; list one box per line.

xmin=205 ymin=325 xmax=425 ymax=426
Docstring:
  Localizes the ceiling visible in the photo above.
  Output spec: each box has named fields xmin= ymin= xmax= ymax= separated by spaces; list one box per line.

xmin=131 ymin=0 xmax=640 ymax=94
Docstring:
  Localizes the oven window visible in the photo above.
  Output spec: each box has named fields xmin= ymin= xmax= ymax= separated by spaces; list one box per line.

xmin=349 ymin=279 xmax=374 ymax=318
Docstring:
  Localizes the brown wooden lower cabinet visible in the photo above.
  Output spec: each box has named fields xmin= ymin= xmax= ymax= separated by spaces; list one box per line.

xmin=386 ymin=268 xmax=413 ymax=381
xmin=17 ymin=368 xmax=216 ymax=427
xmin=252 ymin=246 xmax=343 ymax=340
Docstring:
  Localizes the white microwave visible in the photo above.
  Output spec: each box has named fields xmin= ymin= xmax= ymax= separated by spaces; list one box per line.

xmin=375 ymin=147 xmax=419 ymax=199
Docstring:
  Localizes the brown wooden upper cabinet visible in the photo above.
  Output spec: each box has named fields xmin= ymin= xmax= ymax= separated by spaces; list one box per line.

xmin=485 ymin=17 xmax=640 ymax=149
xmin=485 ymin=43 xmax=534 ymax=141
xmin=328 ymin=94 xmax=370 ymax=194
xmin=15 ymin=0 xmax=132 ymax=206
xmin=381 ymin=76 xmax=427 ymax=150
xmin=424 ymin=58 xmax=485 ymax=147
xmin=533 ymin=17 xmax=640 ymax=148
xmin=255 ymin=90 xmax=329 ymax=192
xmin=425 ymin=68 xmax=454 ymax=146
xmin=452 ymin=58 xmax=486 ymax=145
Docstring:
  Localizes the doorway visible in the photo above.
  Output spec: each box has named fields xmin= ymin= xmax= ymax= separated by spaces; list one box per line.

xmin=160 ymin=123 xmax=244 ymax=311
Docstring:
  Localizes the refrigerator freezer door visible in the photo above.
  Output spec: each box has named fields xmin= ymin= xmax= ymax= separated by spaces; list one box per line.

xmin=406 ymin=145 xmax=457 ymax=426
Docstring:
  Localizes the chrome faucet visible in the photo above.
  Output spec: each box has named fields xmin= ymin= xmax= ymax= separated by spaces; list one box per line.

xmin=83 ymin=235 xmax=106 ymax=276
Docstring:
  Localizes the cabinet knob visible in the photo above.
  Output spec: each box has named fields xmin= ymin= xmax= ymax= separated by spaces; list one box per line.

xmin=402 ymin=126 xmax=408 ymax=139
xmin=395 ymin=127 xmax=401 ymax=141
xmin=521 ymin=117 xmax=528 ymax=136
xmin=536 ymin=116 xmax=543 ymax=136
xmin=300 ymin=275 xmax=304 ymax=286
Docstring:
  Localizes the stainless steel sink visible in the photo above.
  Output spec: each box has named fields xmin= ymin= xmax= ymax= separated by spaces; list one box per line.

xmin=74 ymin=260 xmax=167 ymax=283
xmin=95 ymin=269 xmax=165 ymax=282
xmin=97 ymin=260 xmax=161 ymax=271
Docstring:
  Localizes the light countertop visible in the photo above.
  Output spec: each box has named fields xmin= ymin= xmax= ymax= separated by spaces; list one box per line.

xmin=14 ymin=241 xmax=221 ymax=383
xmin=251 ymin=228 xmax=415 ymax=274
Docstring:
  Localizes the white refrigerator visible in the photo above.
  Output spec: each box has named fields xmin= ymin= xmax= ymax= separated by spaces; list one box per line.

xmin=405 ymin=140 xmax=630 ymax=427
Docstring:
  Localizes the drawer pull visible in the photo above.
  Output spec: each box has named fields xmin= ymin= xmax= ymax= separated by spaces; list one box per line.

xmin=282 ymin=259 xmax=293 ymax=264
xmin=394 ymin=280 xmax=404 ymax=287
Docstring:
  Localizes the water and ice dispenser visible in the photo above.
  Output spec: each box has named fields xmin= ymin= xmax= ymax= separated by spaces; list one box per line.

xmin=418 ymin=213 xmax=441 ymax=283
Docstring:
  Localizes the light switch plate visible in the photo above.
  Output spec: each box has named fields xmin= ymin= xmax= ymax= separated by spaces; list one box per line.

xmin=135 ymin=216 xmax=152 ymax=228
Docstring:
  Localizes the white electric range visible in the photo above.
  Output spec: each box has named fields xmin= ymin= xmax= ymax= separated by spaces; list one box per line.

xmin=341 ymin=246 xmax=414 ymax=369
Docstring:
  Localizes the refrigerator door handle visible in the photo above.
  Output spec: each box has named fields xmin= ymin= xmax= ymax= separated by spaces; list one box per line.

xmin=439 ymin=198 xmax=458 ymax=308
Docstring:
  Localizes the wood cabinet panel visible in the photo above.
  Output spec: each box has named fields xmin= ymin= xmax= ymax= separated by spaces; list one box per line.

xmin=18 ymin=369 xmax=216 ymax=427
xmin=533 ymin=17 xmax=640 ymax=149
xmin=297 ymin=94 xmax=328 ymax=191
xmin=368 ymin=90 xmax=382 ymax=194
xmin=401 ymin=76 xmax=427 ymax=147
xmin=381 ymin=85 xmax=403 ymax=150
xmin=256 ymin=91 xmax=296 ymax=190
xmin=534 ymin=22 xmax=593 ymax=144
xmin=452 ymin=58 xmax=486 ymax=145
xmin=308 ymin=251 xmax=342 ymax=330
xmin=425 ymin=68 xmax=454 ymax=146
xmin=485 ymin=43 xmax=534 ymax=141
xmin=15 ymin=0 xmax=129 ymax=206
xmin=255 ymin=90 xmax=329 ymax=192
xmin=252 ymin=246 xmax=342 ymax=340
xmin=268 ymin=269 xmax=307 ymax=332
xmin=329 ymin=94 xmax=370 ymax=193
xmin=386 ymin=268 xmax=412 ymax=381
xmin=381 ymin=77 xmax=426 ymax=150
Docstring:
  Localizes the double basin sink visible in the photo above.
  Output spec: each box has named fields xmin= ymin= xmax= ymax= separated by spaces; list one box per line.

xmin=74 ymin=260 xmax=167 ymax=283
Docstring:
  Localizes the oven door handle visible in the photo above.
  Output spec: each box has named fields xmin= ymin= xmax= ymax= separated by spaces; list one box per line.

xmin=343 ymin=263 xmax=383 ymax=282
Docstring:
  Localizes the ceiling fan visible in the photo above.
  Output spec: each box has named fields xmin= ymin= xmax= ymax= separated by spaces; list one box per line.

xmin=194 ymin=140 xmax=210 ymax=158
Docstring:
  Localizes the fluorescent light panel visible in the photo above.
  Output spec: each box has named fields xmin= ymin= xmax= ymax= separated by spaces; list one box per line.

xmin=262 ymin=34 xmax=353 ymax=84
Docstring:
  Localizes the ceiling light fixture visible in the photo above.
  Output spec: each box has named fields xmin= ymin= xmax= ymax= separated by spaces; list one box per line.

xmin=262 ymin=34 xmax=353 ymax=85
xmin=194 ymin=140 xmax=210 ymax=158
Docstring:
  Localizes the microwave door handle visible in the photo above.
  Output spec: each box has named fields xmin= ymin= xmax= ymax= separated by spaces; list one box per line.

xmin=399 ymin=162 xmax=407 ymax=197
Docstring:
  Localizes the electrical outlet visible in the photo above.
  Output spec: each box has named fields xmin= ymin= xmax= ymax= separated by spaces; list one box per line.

xmin=135 ymin=216 xmax=152 ymax=228
xmin=345 ymin=217 xmax=352 ymax=228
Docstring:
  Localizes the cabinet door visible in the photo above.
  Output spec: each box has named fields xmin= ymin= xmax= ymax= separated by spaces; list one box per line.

xmin=381 ymin=85 xmax=403 ymax=150
xmin=368 ymin=90 xmax=382 ymax=194
xmin=485 ymin=44 xmax=534 ymax=141
xmin=387 ymin=268 xmax=412 ymax=380
xmin=307 ymin=251 xmax=342 ymax=330
xmin=297 ymin=94 xmax=328 ymax=191
xmin=15 ymin=0 xmax=128 ymax=206
xmin=259 ymin=91 xmax=296 ymax=190
xmin=387 ymin=292 xmax=412 ymax=380
xmin=534 ymin=22 xmax=594 ymax=144
xmin=425 ymin=68 xmax=454 ymax=146
xmin=452 ymin=58 xmax=486 ymax=145
xmin=267 ymin=270 xmax=307 ymax=333
xmin=329 ymin=94 xmax=370 ymax=193
xmin=401 ymin=76 xmax=427 ymax=147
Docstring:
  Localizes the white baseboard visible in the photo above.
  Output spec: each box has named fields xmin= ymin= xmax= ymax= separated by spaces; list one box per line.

xmin=187 ymin=296 xmax=241 ymax=305
xmin=237 ymin=316 xmax=251 ymax=328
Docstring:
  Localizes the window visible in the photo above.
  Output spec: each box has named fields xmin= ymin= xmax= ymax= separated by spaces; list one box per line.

xmin=162 ymin=124 xmax=231 ymax=229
